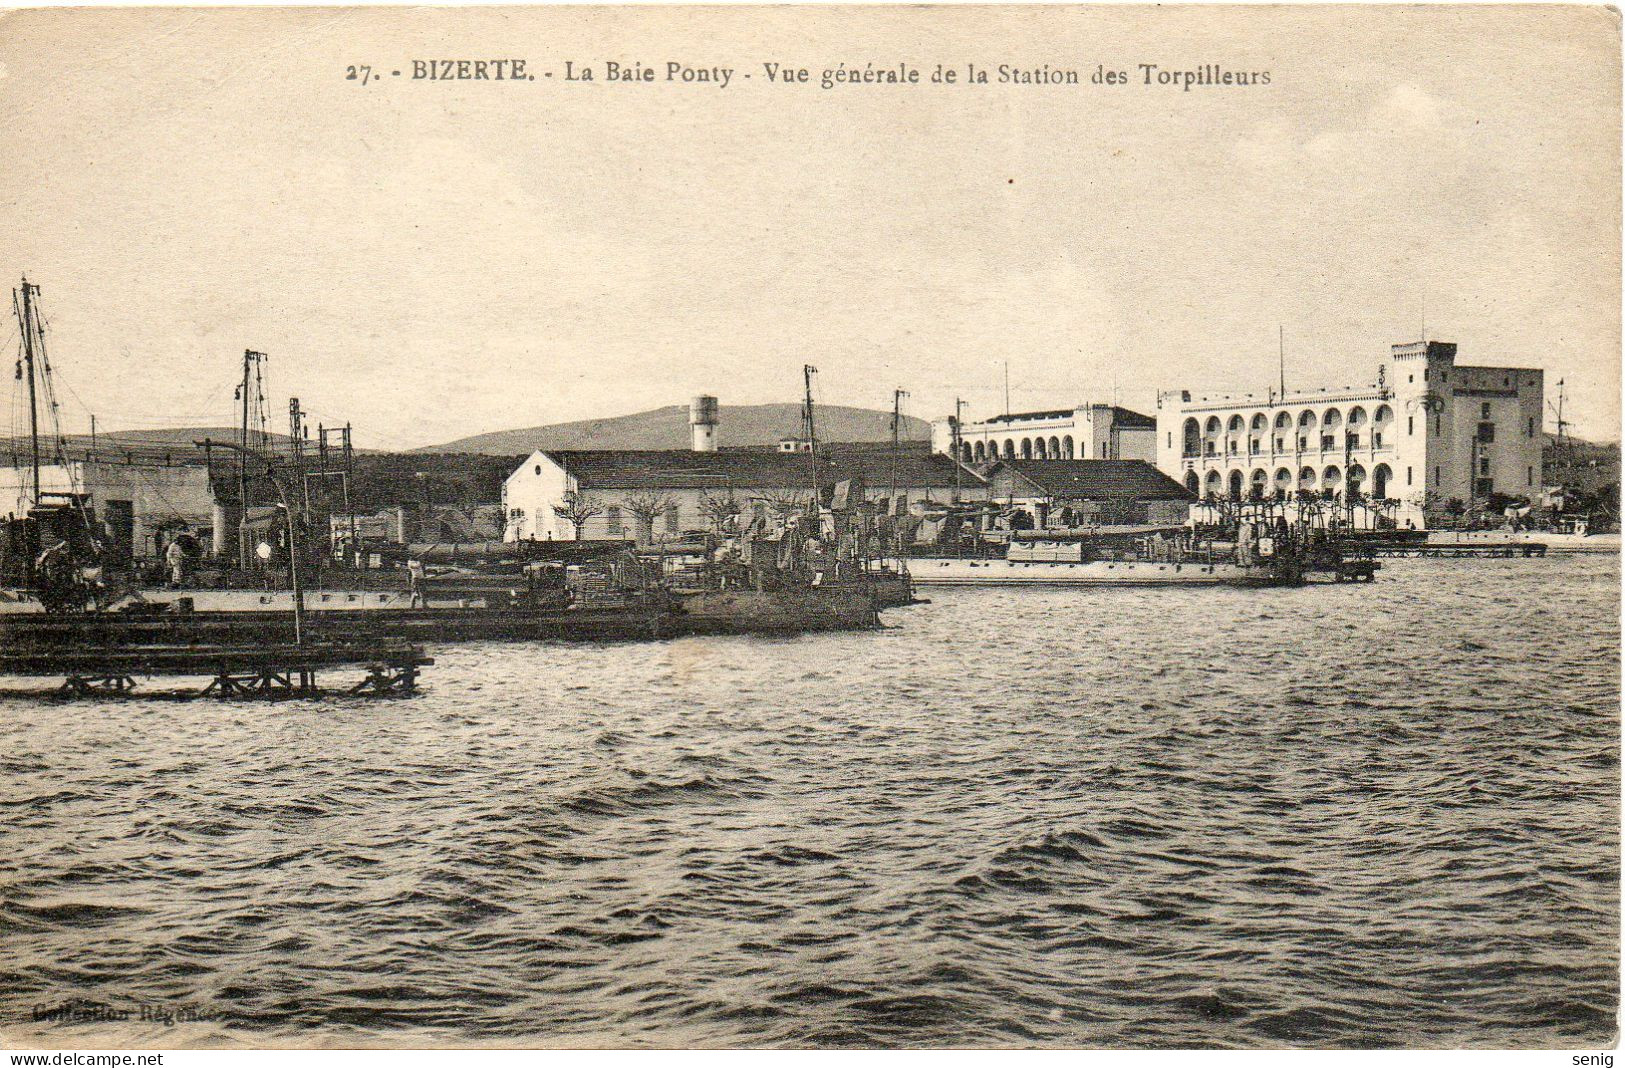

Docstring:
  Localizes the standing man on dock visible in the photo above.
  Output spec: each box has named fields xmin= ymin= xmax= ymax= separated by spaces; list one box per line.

xmin=165 ymin=535 xmax=189 ymax=588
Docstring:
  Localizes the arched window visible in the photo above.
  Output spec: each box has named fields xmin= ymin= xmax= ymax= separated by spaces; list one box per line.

xmin=1347 ymin=406 xmax=1367 ymax=427
xmin=1298 ymin=466 xmax=1317 ymax=489
xmin=1204 ymin=469 xmax=1224 ymax=496
xmin=1373 ymin=463 xmax=1392 ymax=498
xmin=1298 ymin=410 xmax=1317 ymax=429
xmin=1048 ymin=436 xmax=1061 ymax=459
xmin=1250 ymin=468 xmax=1269 ymax=500
xmin=1228 ymin=414 xmax=1245 ymax=433
xmin=1274 ymin=411 xmax=1292 ymax=430
xmin=1021 ymin=438 xmax=1033 ymax=459
xmin=1062 ymin=435 xmax=1075 ymax=459
xmin=1322 ymin=465 xmax=1343 ymax=498
xmin=1274 ymin=467 xmax=1294 ymax=492
xmin=1323 ymin=408 xmax=1343 ymax=430
xmin=1347 ymin=464 xmax=1366 ymax=495
xmin=961 ymin=442 xmax=973 ymax=463
xmin=1251 ymin=413 xmax=1268 ymax=431
xmin=1205 ymin=416 xmax=1222 ymax=435
xmin=1372 ymin=405 xmax=1394 ymax=449
xmin=1182 ymin=419 xmax=1201 ymax=457
xmin=973 ymin=441 xmax=985 ymax=463
xmin=1003 ymin=439 xmax=1016 ymax=459
xmin=1228 ymin=469 xmax=1244 ymax=500
xmin=1185 ymin=471 xmax=1201 ymax=494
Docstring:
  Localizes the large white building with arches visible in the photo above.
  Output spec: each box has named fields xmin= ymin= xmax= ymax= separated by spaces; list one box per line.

xmin=931 ymin=404 xmax=1157 ymax=468
xmin=1155 ymin=340 xmax=1545 ymax=529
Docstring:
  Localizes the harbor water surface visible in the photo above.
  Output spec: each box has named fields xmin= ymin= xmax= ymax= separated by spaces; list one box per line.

xmin=2 ymin=556 xmax=1618 ymax=1048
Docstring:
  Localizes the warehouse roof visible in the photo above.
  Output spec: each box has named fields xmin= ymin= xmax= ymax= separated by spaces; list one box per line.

xmin=990 ymin=459 xmax=1194 ymax=501
xmin=540 ymin=447 xmax=983 ymax=492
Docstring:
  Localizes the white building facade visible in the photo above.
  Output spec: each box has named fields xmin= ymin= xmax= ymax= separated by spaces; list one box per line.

xmin=503 ymin=447 xmax=986 ymax=543
xmin=1155 ymin=340 xmax=1544 ymax=529
xmin=931 ymin=405 xmax=1157 ymax=466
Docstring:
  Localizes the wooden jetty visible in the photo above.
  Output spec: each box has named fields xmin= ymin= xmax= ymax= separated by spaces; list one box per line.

xmin=0 ymin=642 xmax=433 ymax=698
xmin=1356 ymin=542 xmax=1548 ymax=559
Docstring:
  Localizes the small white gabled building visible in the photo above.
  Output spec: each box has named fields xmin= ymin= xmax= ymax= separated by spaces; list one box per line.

xmin=501 ymin=446 xmax=986 ymax=543
xmin=502 ymin=395 xmax=987 ymax=542
xmin=502 ymin=448 xmax=814 ymax=542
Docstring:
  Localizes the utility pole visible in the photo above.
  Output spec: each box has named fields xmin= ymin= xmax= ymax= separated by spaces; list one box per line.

xmin=343 ymin=422 xmax=358 ymax=571
xmin=288 ymin=398 xmax=307 ymax=517
xmin=14 ymin=279 xmax=41 ymax=510
xmin=1003 ymin=361 xmax=1011 ymax=418
xmin=1345 ymin=434 xmax=1355 ymax=531
xmin=952 ymin=398 xmax=967 ymax=503
xmin=1279 ymin=325 xmax=1286 ymax=400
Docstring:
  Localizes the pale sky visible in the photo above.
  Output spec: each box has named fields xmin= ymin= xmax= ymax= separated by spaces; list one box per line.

xmin=0 ymin=5 xmax=1617 ymax=449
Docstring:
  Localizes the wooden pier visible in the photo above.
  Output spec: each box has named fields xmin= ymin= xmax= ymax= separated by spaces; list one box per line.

xmin=1358 ymin=542 xmax=1548 ymax=559
xmin=0 ymin=643 xmax=433 ymax=699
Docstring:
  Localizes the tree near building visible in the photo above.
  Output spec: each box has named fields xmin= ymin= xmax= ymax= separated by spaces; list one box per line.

xmin=763 ymin=488 xmax=811 ymax=522
xmin=1368 ymin=495 xmax=1400 ymax=530
xmin=552 ymin=491 xmax=604 ymax=541
xmin=622 ymin=492 xmax=677 ymax=547
xmin=698 ymin=489 xmax=743 ymax=533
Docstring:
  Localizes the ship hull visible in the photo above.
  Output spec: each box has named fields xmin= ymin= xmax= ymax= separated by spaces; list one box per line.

xmin=0 ymin=588 xmax=881 ymax=652
xmin=908 ymin=557 xmax=1288 ymax=587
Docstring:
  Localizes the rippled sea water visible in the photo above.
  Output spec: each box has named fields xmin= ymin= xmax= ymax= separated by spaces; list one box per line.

xmin=1 ymin=556 xmax=1618 ymax=1049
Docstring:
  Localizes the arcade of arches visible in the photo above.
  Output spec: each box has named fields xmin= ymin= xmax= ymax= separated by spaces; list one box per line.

xmin=963 ymin=435 xmax=1076 ymax=465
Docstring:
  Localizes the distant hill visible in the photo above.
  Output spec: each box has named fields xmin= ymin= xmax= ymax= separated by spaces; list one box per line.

xmin=415 ymin=404 xmax=932 ymax=455
xmin=1544 ymin=433 xmax=1618 ymax=451
xmin=94 ymin=427 xmax=296 ymax=449
xmin=0 ymin=427 xmax=298 ymax=459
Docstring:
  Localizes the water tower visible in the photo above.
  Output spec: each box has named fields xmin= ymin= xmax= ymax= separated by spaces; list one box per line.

xmin=690 ymin=395 xmax=719 ymax=452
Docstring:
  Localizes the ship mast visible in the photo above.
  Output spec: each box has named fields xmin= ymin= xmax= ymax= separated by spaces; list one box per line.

xmin=888 ymin=388 xmax=907 ymax=511
xmin=802 ymin=364 xmax=820 ymax=516
xmin=13 ymin=279 xmax=42 ymax=510
xmin=236 ymin=350 xmax=267 ymax=568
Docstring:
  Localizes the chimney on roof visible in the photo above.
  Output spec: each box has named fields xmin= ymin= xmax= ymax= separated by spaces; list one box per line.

xmin=690 ymin=395 xmax=719 ymax=452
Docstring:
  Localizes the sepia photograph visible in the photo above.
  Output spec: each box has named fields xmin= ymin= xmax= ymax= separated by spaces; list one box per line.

xmin=0 ymin=2 xmax=1618 ymax=1054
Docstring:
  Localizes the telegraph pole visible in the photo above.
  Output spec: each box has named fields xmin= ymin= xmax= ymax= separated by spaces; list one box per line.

xmin=288 ymin=398 xmax=307 ymax=517
xmin=1279 ymin=325 xmax=1286 ymax=400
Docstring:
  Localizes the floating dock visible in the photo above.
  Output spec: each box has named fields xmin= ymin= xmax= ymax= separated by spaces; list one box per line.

xmin=1357 ymin=542 xmax=1548 ymax=558
xmin=0 ymin=642 xmax=433 ymax=698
